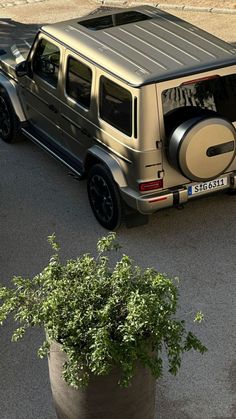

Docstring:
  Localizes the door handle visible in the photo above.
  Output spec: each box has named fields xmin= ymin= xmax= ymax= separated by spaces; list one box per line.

xmin=48 ymin=104 xmax=58 ymax=114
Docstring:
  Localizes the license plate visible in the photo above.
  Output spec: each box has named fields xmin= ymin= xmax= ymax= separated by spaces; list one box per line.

xmin=188 ymin=176 xmax=228 ymax=196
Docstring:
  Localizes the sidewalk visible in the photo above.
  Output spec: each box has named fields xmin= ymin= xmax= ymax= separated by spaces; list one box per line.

xmin=0 ymin=0 xmax=236 ymax=14
xmin=98 ymin=0 xmax=236 ymax=14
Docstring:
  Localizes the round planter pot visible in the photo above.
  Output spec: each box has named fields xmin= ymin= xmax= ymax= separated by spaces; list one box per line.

xmin=48 ymin=341 xmax=156 ymax=419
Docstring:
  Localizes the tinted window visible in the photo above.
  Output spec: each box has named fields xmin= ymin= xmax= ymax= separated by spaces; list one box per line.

xmin=80 ymin=11 xmax=151 ymax=31
xmin=33 ymin=39 xmax=60 ymax=88
xmin=99 ymin=77 xmax=132 ymax=136
xmin=162 ymin=74 xmax=236 ymax=135
xmin=66 ymin=57 xmax=92 ymax=109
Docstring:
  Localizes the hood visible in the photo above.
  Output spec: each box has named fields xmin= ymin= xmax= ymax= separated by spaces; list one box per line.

xmin=0 ymin=39 xmax=33 ymax=79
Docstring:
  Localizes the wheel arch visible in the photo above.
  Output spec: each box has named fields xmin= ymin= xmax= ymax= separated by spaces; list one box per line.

xmin=0 ymin=73 xmax=26 ymax=122
xmin=84 ymin=145 xmax=127 ymax=188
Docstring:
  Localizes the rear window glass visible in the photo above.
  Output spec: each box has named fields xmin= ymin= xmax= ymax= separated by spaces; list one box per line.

xmin=66 ymin=57 xmax=92 ymax=109
xmin=99 ymin=76 xmax=132 ymax=136
xmin=162 ymin=74 xmax=236 ymax=135
xmin=79 ymin=11 xmax=151 ymax=31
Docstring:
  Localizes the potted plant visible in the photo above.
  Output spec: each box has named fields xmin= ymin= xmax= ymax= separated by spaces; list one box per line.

xmin=0 ymin=233 xmax=206 ymax=419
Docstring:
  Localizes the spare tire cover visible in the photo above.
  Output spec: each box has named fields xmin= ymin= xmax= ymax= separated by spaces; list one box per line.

xmin=168 ymin=117 xmax=236 ymax=182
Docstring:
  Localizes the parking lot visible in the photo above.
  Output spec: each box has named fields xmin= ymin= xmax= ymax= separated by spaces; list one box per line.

xmin=0 ymin=2 xmax=236 ymax=418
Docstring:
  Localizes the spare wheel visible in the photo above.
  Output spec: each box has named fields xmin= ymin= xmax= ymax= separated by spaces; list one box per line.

xmin=168 ymin=116 xmax=236 ymax=182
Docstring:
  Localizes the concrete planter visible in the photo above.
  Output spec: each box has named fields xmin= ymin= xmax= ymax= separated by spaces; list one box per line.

xmin=48 ymin=340 xmax=156 ymax=419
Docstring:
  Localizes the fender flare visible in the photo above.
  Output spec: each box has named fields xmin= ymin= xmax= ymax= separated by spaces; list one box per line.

xmin=0 ymin=72 xmax=26 ymax=122
xmin=86 ymin=145 xmax=128 ymax=188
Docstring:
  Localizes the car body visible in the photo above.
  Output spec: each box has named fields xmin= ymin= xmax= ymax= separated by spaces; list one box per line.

xmin=0 ymin=6 xmax=236 ymax=229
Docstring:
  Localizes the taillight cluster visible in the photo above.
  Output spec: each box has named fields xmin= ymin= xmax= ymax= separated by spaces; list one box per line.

xmin=139 ymin=179 xmax=163 ymax=192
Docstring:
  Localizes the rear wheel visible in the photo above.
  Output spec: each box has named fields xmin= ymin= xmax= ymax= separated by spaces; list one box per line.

xmin=0 ymin=90 xmax=21 ymax=143
xmin=87 ymin=164 xmax=122 ymax=230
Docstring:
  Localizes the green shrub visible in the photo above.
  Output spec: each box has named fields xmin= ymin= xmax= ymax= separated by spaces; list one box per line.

xmin=0 ymin=233 xmax=206 ymax=388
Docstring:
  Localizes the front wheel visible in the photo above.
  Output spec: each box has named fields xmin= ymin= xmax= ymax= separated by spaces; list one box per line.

xmin=0 ymin=90 xmax=21 ymax=143
xmin=87 ymin=164 xmax=122 ymax=230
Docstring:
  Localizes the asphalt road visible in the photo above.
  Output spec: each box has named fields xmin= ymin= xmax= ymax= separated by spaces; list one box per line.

xmin=0 ymin=3 xmax=236 ymax=419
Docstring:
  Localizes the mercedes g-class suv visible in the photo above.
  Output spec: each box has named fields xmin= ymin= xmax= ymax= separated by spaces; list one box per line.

xmin=0 ymin=6 xmax=236 ymax=229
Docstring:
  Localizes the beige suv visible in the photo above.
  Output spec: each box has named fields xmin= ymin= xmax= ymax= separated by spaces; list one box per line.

xmin=0 ymin=6 xmax=236 ymax=229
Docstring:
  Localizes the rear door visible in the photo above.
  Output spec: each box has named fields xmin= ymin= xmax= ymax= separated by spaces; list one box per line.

xmin=59 ymin=50 xmax=95 ymax=162
xmin=157 ymin=70 xmax=236 ymax=188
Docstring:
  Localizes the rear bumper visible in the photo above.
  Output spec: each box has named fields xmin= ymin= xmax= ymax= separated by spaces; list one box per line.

xmin=120 ymin=171 xmax=236 ymax=214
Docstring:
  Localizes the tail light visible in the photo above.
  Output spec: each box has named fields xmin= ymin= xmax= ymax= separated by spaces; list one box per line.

xmin=139 ymin=179 xmax=163 ymax=192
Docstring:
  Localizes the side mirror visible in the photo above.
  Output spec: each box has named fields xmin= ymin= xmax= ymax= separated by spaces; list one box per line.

xmin=15 ymin=60 xmax=31 ymax=77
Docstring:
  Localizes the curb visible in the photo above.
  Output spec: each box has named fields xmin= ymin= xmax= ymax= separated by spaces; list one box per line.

xmin=96 ymin=0 xmax=236 ymax=14
xmin=0 ymin=0 xmax=45 ymax=7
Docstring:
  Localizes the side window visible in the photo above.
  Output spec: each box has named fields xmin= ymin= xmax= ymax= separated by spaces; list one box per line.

xmin=99 ymin=76 xmax=132 ymax=136
xmin=32 ymin=39 xmax=60 ymax=88
xmin=66 ymin=57 xmax=92 ymax=109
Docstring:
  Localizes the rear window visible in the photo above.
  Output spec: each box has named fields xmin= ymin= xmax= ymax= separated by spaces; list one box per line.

xmin=66 ymin=57 xmax=92 ymax=109
xmin=162 ymin=74 xmax=236 ymax=135
xmin=99 ymin=76 xmax=132 ymax=136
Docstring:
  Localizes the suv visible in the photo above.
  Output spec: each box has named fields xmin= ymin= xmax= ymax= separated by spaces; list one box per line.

xmin=0 ymin=6 xmax=236 ymax=229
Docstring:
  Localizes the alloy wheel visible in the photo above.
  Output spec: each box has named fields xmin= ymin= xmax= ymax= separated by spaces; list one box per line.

xmin=0 ymin=96 xmax=11 ymax=139
xmin=89 ymin=174 xmax=114 ymax=224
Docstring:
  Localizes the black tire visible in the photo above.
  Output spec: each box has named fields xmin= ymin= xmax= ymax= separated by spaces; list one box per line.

xmin=87 ymin=164 xmax=122 ymax=230
xmin=0 ymin=89 xmax=21 ymax=143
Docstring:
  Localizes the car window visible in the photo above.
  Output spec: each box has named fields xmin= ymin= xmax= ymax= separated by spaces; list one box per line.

xmin=66 ymin=57 xmax=92 ymax=109
xmin=162 ymin=74 xmax=236 ymax=136
xmin=99 ymin=76 xmax=132 ymax=136
xmin=79 ymin=11 xmax=151 ymax=31
xmin=32 ymin=38 xmax=60 ymax=88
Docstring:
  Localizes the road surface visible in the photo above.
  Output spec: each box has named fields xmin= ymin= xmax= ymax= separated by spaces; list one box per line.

xmin=0 ymin=3 xmax=236 ymax=418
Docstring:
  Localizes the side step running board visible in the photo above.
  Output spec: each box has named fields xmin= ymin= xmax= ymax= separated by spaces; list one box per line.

xmin=21 ymin=127 xmax=84 ymax=179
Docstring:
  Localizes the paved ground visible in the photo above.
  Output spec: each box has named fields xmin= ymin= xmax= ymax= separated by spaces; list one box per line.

xmin=0 ymin=0 xmax=235 ymax=9
xmin=0 ymin=1 xmax=236 ymax=419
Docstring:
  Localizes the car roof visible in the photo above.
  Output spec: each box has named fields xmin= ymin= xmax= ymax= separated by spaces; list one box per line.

xmin=41 ymin=6 xmax=236 ymax=87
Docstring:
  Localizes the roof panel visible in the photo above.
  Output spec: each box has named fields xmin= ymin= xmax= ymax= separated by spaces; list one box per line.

xmin=42 ymin=6 xmax=236 ymax=86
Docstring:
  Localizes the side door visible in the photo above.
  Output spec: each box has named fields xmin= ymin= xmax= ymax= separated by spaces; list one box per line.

xmin=18 ymin=34 xmax=64 ymax=150
xmin=59 ymin=51 xmax=95 ymax=162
